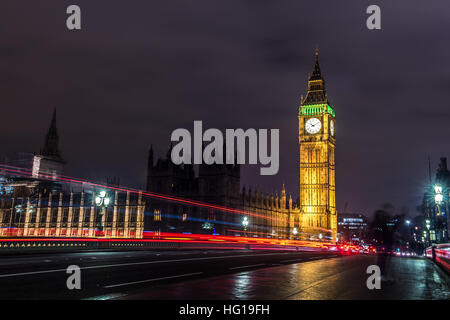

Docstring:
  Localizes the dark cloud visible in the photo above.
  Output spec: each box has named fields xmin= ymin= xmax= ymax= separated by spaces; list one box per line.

xmin=1 ymin=0 xmax=450 ymax=217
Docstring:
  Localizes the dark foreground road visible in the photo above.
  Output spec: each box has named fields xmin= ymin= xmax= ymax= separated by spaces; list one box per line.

xmin=0 ymin=249 xmax=338 ymax=299
xmin=118 ymin=254 xmax=449 ymax=300
xmin=0 ymin=250 xmax=448 ymax=300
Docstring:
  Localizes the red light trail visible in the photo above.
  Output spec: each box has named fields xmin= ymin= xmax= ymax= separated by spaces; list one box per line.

xmin=0 ymin=163 xmax=287 ymax=224
xmin=0 ymin=231 xmax=334 ymax=252
xmin=0 ymin=163 xmax=336 ymax=238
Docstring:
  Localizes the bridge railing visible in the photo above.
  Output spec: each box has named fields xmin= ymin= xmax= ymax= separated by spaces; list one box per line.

xmin=426 ymin=244 xmax=450 ymax=273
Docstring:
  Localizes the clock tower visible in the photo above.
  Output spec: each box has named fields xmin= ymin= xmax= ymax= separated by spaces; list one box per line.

xmin=298 ymin=50 xmax=337 ymax=241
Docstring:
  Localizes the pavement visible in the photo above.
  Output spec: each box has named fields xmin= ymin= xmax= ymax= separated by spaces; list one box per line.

xmin=0 ymin=249 xmax=447 ymax=300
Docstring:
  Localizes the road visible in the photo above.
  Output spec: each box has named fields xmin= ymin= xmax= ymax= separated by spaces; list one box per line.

xmin=0 ymin=249 xmax=448 ymax=300
xmin=119 ymin=254 xmax=449 ymax=300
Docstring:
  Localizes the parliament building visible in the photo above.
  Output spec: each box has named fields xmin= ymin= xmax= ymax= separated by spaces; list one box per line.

xmin=1 ymin=51 xmax=337 ymax=241
xmin=146 ymin=50 xmax=337 ymax=241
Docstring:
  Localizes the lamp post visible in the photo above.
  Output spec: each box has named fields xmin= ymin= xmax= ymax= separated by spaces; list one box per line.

xmin=434 ymin=185 xmax=443 ymax=205
xmin=433 ymin=184 xmax=447 ymax=243
xmin=293 ymin=227 xmax=298 ymax=240
xmin=242 ymin=216 xmax=249 ymax=236
xmin=95 ymin=190 xmax=110 ymax=234
xmin=425 ymin=219 xmax=431 ymax=247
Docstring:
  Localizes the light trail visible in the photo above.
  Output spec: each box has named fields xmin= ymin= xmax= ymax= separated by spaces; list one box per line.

xmin=0 ymin=164 xmax=288 ymax=224
xmin=0 ymin=163 xmax=335 ymax=240
xmin=0 ymin=231 xmax=333 ymax=250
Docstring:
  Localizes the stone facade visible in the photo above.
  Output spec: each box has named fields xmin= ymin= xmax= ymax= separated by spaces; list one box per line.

xmin=0 ymin=191 xmax=144 ymax=238
xmin=146 ymin=146 xmax=300 ymax=238
xmin=145 ymin=51 xmax=338 ymax=241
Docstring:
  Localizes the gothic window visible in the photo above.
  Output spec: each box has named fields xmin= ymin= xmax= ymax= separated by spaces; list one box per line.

xmin=51 ymin=208 xmax=58 ymax=224
xmin=154 ymin=209 xmax=161 ymax=221
xmin=129 ymin=208 xmax=136 ymax=222
xmin=73 ymin=208 xmax=79 ymax=224
xmin=84 ymin=209 xmax=90 ymax=223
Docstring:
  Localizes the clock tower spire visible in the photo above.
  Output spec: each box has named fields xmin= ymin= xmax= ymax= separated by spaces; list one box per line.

xmin=298 ymin=50 xmax=337 ymax=241
xmin=303 ymin=49 xmax=328 ymax=105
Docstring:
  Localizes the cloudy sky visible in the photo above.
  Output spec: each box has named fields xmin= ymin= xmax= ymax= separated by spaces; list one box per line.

xmin=1 ymin=1 xmax=449 ymax=217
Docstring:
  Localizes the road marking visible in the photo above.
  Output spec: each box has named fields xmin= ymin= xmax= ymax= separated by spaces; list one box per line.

xmin=280 ymin=256 xmax=323 ymax=263
xmin=0 ymin=268 xmax=68 ymax=278
xmin=229 ymin=264 xmax=265 ymax=270
xmin=281 ymin=258 xmax=304 ymax=263
xmin=0 ymin=252 xmax=295 ymax=278
xmin=84 ymin=293 xmax=128 ymax=300
xmin=104 ymin=272 xmax=203 ymax=288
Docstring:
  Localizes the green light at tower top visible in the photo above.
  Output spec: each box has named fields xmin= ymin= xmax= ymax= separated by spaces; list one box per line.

xmin=299 ymin=103 xmax=335 ymax=118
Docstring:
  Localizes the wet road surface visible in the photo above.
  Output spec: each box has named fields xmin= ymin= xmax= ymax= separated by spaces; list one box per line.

xmin=117 ymin=255 xmax=450 ymax=300
xmin=0 ymin=249 xmax=447 ymax=299
xmin=0 ymin=249 xmax=339 ymax=299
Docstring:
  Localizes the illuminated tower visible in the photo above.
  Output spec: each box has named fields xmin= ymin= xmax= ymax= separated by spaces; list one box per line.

xmin=298 ymin=50 xmax=337 ymax=240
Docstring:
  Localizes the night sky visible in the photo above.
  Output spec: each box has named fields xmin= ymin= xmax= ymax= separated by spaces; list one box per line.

xmin=1 ymin=1 xmax=449 ymax=218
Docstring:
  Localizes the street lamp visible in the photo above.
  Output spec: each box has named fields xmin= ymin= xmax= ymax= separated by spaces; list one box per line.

xmin=293 ymin=227 xmax=298 ymax=236
xmin=242 ymin=216 xmax=249 ymax=237
xmin=95 ymin=190 xmax=110 ymax=233
xmin=405 ymin=220 xmax=411 ymax=225
xmin=242 ymin=216 xmax=249 ymax=230
xmin=423 ymin=219 xmax=431 ymax=246
xmin=434 ymin=185 xmax=443 ymax=205
xmin=318 ymin=233 xmax=323 ymax=240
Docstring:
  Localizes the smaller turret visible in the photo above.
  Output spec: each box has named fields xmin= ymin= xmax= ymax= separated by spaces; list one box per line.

xmin=41 ymin=108 xmax=63 ymax=161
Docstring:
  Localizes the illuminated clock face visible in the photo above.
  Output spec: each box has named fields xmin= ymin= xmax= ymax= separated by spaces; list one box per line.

xmin=305 ymin=118 xmax=321 ymax=134
xmin=330 ymin=120 xmax=334 ymax=136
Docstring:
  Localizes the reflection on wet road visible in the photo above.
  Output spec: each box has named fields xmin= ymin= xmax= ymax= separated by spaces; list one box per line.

xmin=119 ymin=255 xmax=449 ymax=300
xmin=0 ymin=249 xmax=338 ymax=299
xmin=0 ymin=249 xmax=447 ymax=299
